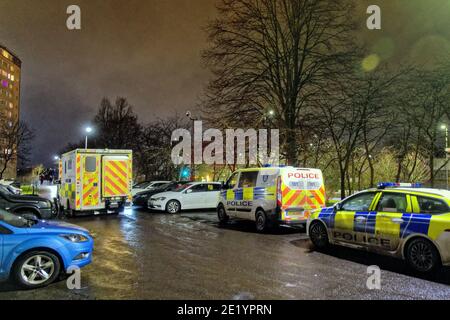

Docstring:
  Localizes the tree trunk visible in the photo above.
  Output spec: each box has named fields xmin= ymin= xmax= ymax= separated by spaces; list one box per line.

xmin=340 ymin=168 xmax=346 ymax=200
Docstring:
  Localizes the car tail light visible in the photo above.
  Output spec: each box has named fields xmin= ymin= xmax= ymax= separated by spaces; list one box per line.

xmin=276 ymin=176 xmax=282 ymax=209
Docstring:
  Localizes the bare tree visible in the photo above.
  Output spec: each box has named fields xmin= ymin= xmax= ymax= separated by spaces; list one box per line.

xmin=0 ymin=120 xmax=34 ymax=179
xmin=405 ymin=66 xmax=450 ymax=186
xmin=92 ymin=97 xmax=143 ymax=150
xmin=136 ymin=115 xmax=190 ymax=180
xmin=202 ymin=0 xmax=357 ymax=165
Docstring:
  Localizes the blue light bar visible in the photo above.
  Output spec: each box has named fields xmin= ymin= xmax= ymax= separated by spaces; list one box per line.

xmin=377 ymin=182 xmax=423 ymax=189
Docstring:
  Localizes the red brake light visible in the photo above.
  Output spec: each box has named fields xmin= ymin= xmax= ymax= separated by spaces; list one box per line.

xmin=276 ymin=176 xmax=282 ymax=208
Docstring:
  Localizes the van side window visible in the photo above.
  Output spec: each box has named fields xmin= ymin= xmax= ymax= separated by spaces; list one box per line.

xmin=67 ymin=159 xmax=73 ymax=171
xmin=256 ymin=173 xmax=277 ymax=188
xmin=417 ymin=196 xmax=449 ymax=215
xmin=85 ymin=156 xmax=97 ymax=173
xmin=226 ymin=173 xmax=239 ymax=189
xmin=238 ymin=171 xmax=258 ymax=188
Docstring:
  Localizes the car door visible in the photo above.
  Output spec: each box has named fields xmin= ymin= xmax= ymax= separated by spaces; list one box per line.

xmin=235 ymin=171 xmax=258 ymax=220
xmin=0 ymin=221 xmax=13 ymax=273
xmin=333 ymin=192 xmax=378 ymax=245
xmin=406 ymin=195 xmax=449 ymax=242
xmin=374 ymin=192 xmax=410 ymax=251
xmin=223 ymin=172 xmax=240 ymax=217
xmin=183 ymin=184 xmax=208 ymax=209
xmin=204 ymin=184 xmax=220 ymax=208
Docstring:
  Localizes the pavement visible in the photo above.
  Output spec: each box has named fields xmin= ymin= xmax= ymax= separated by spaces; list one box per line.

xmin=0 ymin=207 xmax=449 ymax=300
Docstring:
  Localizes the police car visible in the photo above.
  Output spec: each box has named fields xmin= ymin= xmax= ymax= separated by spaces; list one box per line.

xmin=218 ymin=166 xmax=326 ymax=232
xmin=307 ymin=183 xmax=450 ymax=273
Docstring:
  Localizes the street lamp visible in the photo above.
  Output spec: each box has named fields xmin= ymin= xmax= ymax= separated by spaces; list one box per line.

xmin=441 ymin=124 xmax=448 ymax=190
xmin=84 ymin=126 xmax=93 ymax=149
xmin=186 ymin=111 xmax=198 ymax=181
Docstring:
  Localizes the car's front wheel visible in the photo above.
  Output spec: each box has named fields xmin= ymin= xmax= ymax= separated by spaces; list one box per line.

xmin=12 ymin=251 xmax=61 ymax=289
xmin=405 ymin=238 xmax=440 ymax=273
xmin=217 ymin=205 xmax=229 ymax=225
xmin=166 ymin=200 xmax=181 ymax=214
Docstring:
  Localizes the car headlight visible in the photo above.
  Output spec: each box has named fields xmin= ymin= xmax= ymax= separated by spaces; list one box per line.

xmin=153 ymin=197 xmax=166 ymax=201
xmin=38 ymin=201 xmax=52 ymax=208
xmin=60 ymin=234 xmax=89 ymax=243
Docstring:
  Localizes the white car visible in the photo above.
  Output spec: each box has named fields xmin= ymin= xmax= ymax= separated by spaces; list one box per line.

xmin=132 ymin=180 xmax=171 ymax=196
xmin=0 ymin=180 xmax=21 ymax=195
xmin=148 ymin=182 xmax=222 ymax=213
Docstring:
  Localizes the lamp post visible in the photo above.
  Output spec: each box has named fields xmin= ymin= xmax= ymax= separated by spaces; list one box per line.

xmin=441 ymin=124 xmax=449 ymax=190
xmin=186 ymin=111 xmax=198 ymax=181
xmin=84 ymin=127 xmax=93 ymax=149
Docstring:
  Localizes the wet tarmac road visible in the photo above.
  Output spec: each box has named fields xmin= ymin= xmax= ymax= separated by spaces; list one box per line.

xmin=0 ymin=208 xmax=449 ymax=300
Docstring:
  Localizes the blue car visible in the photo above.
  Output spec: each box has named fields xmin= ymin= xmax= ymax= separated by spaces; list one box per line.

xmin=0 ymin=209 xmax=93 ymax=289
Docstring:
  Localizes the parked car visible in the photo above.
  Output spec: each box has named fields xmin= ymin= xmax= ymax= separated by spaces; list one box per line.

xmin=0 ymin=180 xmax=21 ymax=195
xmin=131 ymin=181 xmax=172 ymax=196
xmin=0 ymin=208 xmax=93 ymax=289
xmin=132 ymin=181 xmax=189 ymax=208
xmin=308 ymin=182 xmax=450 ymax=273
xmin=0 ymin=185 xmax=56 ymax=220
xmin=148 ymin=182 xmax=222 ymax=213
xmin=0 ymin=184 xmax=21 ymax=195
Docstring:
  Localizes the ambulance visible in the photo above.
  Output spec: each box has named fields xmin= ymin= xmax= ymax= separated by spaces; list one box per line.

xmin=217 ymin=166 xmax=326 ymax=232
xmin=58 ymin=149 xmax=133 ymax=216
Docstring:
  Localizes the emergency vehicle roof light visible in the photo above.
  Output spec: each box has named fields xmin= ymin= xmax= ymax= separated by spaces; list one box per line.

xmin=263 ymin=164 xmax=272 ymax=167
xmin=377 ymin=182 xmax=423 ymax=189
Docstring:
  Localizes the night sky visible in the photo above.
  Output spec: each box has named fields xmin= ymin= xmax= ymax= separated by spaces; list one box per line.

xmin=0 ymin=0 xmax=449 ymax=166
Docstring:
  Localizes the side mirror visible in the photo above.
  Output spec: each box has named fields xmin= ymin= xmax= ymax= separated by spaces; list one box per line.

xmin=334 ymin=203 xmax=342 ymax=212
xmin=186 ymin=189 xmax=193 ymax=194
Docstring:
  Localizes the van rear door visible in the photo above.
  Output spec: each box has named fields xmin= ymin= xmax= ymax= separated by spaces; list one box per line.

xmin=102 ymin=156 xmax=131 ymax=198
xmin=280 ymin=168 xmax=325 ymax=222
xmin=80 ymin=154 xmax=101 ymax=210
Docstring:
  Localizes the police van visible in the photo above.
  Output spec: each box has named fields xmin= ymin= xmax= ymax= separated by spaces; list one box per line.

xmin=218 ymin=166 xmax=326 ymax=232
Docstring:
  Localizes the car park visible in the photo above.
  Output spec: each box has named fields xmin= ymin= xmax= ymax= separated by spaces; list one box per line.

xmin=217 ymin=166 xmax=326 ymax=232
xmin=0 ymin=185 xmax=56 ymax=220
xmin=132 ymin=181 xmax=189 ymax=208
xmin=0 ymin=208 xmax=93 ymax=289
xmin=307 ymin=182 xmax=450 ymax=273
xmin=148 ymin=182 xmax=221 ymax=213
xmin=132 ymin=180 xmax=172 ymax=196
